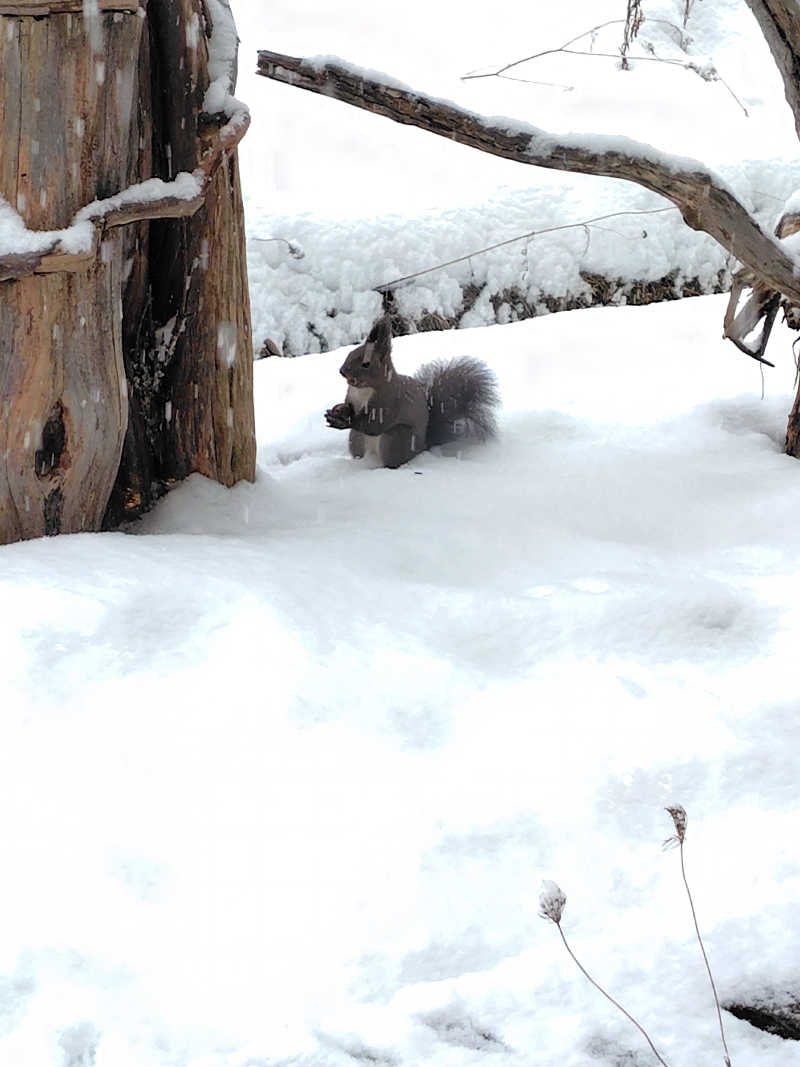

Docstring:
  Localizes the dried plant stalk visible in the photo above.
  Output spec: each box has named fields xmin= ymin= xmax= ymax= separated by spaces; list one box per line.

xmin=539 ymin=883 xmax=671 ymax=1067
xmin=665 ymin=806 xmax=732 ymax=1067
xmin=621 ymin=0 xmax=644 ymax=68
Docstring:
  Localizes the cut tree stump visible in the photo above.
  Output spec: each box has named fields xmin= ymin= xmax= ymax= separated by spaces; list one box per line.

xmin=0 ymin=0 xmax=256 ymax=544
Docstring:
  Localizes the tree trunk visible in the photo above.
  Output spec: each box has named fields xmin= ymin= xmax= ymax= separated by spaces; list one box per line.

xmin=741 ymin=2 xmax=800 ymax=456
xmin=0 ymin=0 xmax=256 ymax=545
xmin=0 ymin=6 xmax=140 ymax=541
xmin=744 ymin=1 xmax=800 ymax=143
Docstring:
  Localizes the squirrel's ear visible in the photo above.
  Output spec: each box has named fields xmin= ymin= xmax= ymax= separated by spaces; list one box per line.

xmin=366 ymin=315 xmax=392 ymax=356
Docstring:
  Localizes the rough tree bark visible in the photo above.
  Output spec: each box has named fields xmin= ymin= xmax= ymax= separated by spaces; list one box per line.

xmin=0 ymin=5 xmax=140 ymax=540
xmin=743 ymin=0 xmax=800 ymax=455
xmin=745 ymin=0 xmax=800 ymax=143
xmin=0 ymin=0 xmax=256 ymax=545
xmin=256 ymin=0 xmax=800 ymax=456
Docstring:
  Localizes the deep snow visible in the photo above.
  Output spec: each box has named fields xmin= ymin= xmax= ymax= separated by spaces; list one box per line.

xmin=5 ymin=296 xmax=800 ymax=1066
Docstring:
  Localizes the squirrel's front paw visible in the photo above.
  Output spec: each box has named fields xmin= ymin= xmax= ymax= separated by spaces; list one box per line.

xmin=325 ymin=403 xmax=352 ymax=429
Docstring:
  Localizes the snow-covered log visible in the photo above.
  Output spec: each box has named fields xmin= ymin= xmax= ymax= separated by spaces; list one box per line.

xmin=255 ymin=50 xmax=800 ymax=308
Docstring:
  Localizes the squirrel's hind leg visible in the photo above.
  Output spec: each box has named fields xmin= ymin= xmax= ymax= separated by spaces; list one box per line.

xmin=379 ymin=426 xmax=422 ymax=468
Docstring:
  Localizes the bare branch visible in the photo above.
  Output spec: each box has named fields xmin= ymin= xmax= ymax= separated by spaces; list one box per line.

xmin=466 ymin=49 xmax=748 ymax=118
xmin=461 ymin=18 xmax=745 ymax=116
xmin=255 ymin=50 xmax=800 ymax=305
xmin=461 ymin=18 xmax=690 ymax=81
xmin=374 ymin=206 xmax=678 ymax=293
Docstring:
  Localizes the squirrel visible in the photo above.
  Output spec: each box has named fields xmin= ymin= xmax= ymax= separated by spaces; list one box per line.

xmin=324 ymin=315 xmax=500 ymax=468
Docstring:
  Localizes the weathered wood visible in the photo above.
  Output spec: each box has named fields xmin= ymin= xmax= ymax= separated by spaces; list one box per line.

xmin=743 ymin=1 xmax=800 ymax=143
xmin=0 ymin=238 xmax=94 ymax=280
xmin=0 ymin=7 xmax=144 ymax=540
xmin=36 ymin=246 xmax=96 ymax=272
xmin=0 ymin=106 xmax=250 ymax=284
xmin=722 ymin=271 xmax=778 ymax=364
xmin=159 ymin=149 xmax=256 ymax=491
xmin=104 ymin=0 xmax=255 ymax=525
xmin=1 ymin=0 xmax=255 ymax=543
xmin=103 ymin=193 xmax=202 ymax=227
xmin=132 ymin=0 xmax=255 ymax=504
xmin=0 ymin=250 xmax=49 ymax=281
xmin=1 ymin=257 xmax=128 ymax=539
xmin=722 ymin=200 xmax=800 ymax=363
xmin=256 ymin=49 xmax=800 ymax=308
xmin=0 ymin=0 xmax=141 ymax=14
xmin=776 ymin=210 xmax=800 ymax=239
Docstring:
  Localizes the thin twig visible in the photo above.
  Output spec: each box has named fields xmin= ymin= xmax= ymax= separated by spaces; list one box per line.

xmin=467 ymin=49 xmax=747 ymax=117
xmin=677 ymin=839 xmax=733 ymax=1067
xmin=490 ymin=73 xmax=575 ymax=91
xmin=374 ymin=206 xmax=677 ymax=293
xmin=555 ymin=923 xmax=672 ymax=1067
xmin=462 ymin=18 xmax=695 ymax=80
xmin=461 ymin=17 xmax=747 ymax=118
xmin=251 ymin=236 xmax=305 ymax=258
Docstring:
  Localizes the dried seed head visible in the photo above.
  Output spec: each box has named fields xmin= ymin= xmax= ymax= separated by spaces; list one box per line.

xmin=664 ymin=805 xmax=687 ymax=849
xmin=539 ymin=880 xmax=566 ymax=924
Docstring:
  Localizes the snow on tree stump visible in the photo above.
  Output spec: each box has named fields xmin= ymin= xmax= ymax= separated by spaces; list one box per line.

xmin=0 ymin=0 xmax=256 ymax=545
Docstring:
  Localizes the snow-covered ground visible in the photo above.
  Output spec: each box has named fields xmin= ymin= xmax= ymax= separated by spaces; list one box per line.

xmin=5 ymin=295 xmax=800 ymax=1067
xmin=5 ymin=1 xmax=800 ymax=1065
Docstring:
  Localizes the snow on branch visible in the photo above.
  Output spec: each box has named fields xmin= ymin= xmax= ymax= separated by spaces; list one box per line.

xmin=255 ymin=49 xmax=800 ymax=307
xmin=0 ymin=107 xmax=249 ymax=282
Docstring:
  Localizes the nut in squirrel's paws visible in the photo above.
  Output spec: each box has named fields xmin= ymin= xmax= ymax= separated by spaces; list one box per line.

xmin=325 ymin=403 xmax=352 ymax=429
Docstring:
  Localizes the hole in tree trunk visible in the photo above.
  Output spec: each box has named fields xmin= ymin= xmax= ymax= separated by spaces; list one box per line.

xmin=35 ymin=401 xmax=67 ymax=479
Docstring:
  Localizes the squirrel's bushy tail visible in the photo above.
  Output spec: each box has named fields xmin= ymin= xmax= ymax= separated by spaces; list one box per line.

xmin=415 ymin=356 xmax=500 ymax=448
